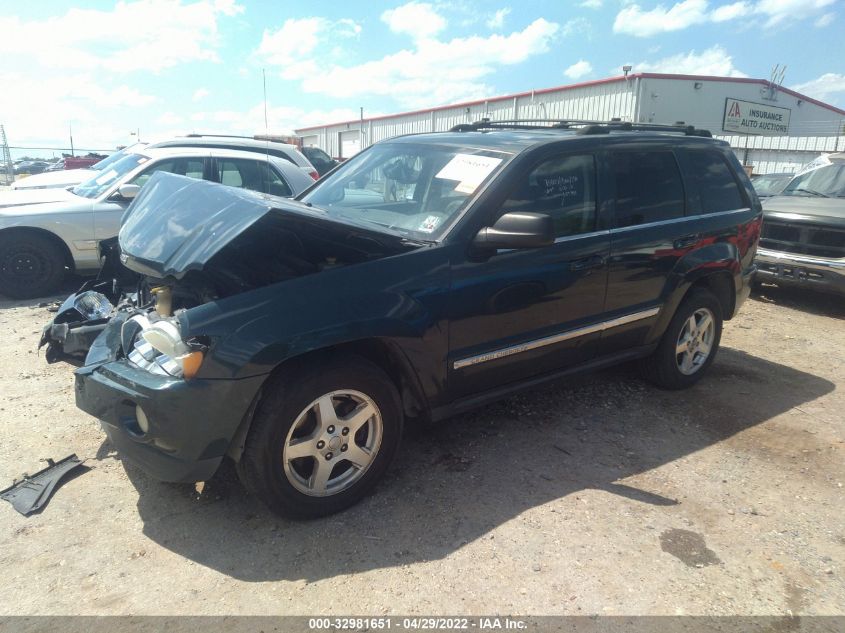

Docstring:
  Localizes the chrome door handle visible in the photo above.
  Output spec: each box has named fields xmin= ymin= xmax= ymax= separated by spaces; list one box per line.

xmin=673 ymin=234 xmax=700 ymax=249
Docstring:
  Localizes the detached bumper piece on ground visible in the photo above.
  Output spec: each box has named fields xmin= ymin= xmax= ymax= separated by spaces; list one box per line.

xmin=0 ymin=454 xmax=87 ymax=516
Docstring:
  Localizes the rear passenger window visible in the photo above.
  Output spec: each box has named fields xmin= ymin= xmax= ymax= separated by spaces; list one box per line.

xmin=500 ymin=154 xmax=596 ymax=238
xmin=611 ymin=151 xmax=685 ymax=228
xmin=217 ymin=159 xmax=292 ymax=196
xmin=684 ymin=151 xmax=745 ymax=214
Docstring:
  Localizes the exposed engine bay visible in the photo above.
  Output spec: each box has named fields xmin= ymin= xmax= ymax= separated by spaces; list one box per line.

xmin=40 ymin=174 xmax=421 ymax=367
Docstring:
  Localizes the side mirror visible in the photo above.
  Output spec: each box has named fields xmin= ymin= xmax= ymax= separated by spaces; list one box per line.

xmin=473 ymin=212 xmax=555 ymax=250
xmin=115 ymin=183 xmax=141 ymax=200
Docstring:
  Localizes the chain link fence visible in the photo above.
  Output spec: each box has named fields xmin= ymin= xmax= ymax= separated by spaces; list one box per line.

xmin=0 ymin=125 xmax=14 ymax=186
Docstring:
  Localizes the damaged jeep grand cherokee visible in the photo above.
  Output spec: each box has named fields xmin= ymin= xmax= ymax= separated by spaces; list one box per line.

xmin=58 ymin=120 xmax=761 ymax=518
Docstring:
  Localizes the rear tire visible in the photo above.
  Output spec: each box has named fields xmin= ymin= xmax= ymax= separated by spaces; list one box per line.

xmin=237 ymin=355 xmax=403 ymax=519
xmin=642 ymin=289 xmax=723 ymax=390
xmin=0 ymin=232 xmax=67 ymax=299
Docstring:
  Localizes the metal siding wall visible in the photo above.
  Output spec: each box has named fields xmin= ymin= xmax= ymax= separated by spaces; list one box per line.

xmin=299 ymin=82 xmax=640 ymax=153
xmin=716 ymin=134 xmax=845 ymax=174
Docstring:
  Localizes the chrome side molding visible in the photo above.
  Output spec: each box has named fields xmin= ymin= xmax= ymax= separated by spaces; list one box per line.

xmin=453 ymin=306 xmax=661 ymax=370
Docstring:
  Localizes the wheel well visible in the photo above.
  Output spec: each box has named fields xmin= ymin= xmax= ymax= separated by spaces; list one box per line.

xmin=226 ymin=339 xmax=428 ymax=463
xmin=285 ymin=340 xmax=428 ymax=419
xmin=689 ymin=272 xmax=734 ymax=320
xmin=0 ymin=226 xmax=75 ymax=273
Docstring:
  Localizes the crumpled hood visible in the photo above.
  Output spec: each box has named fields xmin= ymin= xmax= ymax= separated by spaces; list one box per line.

xmin=119 ymin=172 xmax=357 ymax=279
xmin=11 ymin=168 xmax=94 ymax=190
xmin=762 ymin=195 xmax=845 ymax=229
xmin=0 ymin=186 xmax=80 ymax=209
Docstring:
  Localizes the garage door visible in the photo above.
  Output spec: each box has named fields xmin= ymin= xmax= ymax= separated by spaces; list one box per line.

xmin=340 ymin=130 xmax=360 ymax=159
xmin=301 ymin=135 xmax=319 ymax=148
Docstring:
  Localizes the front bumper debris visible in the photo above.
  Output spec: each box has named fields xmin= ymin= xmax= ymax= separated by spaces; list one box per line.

xmin=1 ymin=455 xmax=88 ymax=516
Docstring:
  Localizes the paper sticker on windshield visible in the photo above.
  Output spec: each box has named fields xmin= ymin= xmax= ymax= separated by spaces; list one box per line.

xmin=436 ymin=154 xmax=502 ymax=194
xmin=418 ymin=215 xmax=442 ymax=233
xmin=95 ymin=169 xmax=118 ymax=185
xmin=795 ymin=154 xmax=830 ymax=176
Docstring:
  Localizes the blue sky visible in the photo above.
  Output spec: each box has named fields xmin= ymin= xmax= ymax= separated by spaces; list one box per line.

xmin=1 ymin=0 xmax=843 ymax=157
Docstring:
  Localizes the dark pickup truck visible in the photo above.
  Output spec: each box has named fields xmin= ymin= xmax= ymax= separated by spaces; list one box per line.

xmin=48 ymin=120 xmax=761 ymax=518
xmin=756 ymin=153 xmax=845 ymax=295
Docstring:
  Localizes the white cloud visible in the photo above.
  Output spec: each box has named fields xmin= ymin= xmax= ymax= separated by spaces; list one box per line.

xmin=580 ymin=0 xmax=603 ymax=7
xmin=0 ymin=72 xmax=158 ymax=151
xmin=614 ymin=0 xmax=836 ymax=36
xmin=260 ymin=17 xmax=560 ymax=108
xmin=381 ymin=2 xmax=447 ymax=40
xmin=814 ymin=11 xmax=835 ymax=26
xmin=711 ymin=1 xmax=751 ymax=21
xmin=486 ymin=8 xmax=511 ymax=29
xmin=564 ymin=59 xmax=593 ymax=80
xmin=634 ymin=45 xmax=748 ymax=77
xmin=791 ymin=73 xmax=845 ymax=100
xmin=192 ymin=88 xmax=210 ymax=102
xmin=614 ymin=0 xmax=709 ymax=37
xmin=756 ymin=0 xmax=835 ymax=27
xmin=256 ymin=17 xmax=360 ymax=68
xmin=0 ymin=0 xmax=243 ymax=72
xmin=187 ymin=103 xmax=368 ymax=136
xmin=156 ymin=112 xmax=185 ymax=126
xmin=561 ymin=16 xmax=593 ymax=37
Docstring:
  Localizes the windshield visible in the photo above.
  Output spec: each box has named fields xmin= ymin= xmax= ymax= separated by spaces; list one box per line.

xmin=72 ymin=153 xmax=149 ymax=199
xmin=781 ymin=162 xmax=845 ymax=198
xmin=301 ymin=142 xmax=509 ymax=239
xmin=752 ymin=173 xmax=792 ymax=196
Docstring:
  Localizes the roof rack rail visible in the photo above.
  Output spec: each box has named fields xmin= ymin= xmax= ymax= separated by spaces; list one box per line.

xmin=449 ymin=118 xmax=712 ymax=138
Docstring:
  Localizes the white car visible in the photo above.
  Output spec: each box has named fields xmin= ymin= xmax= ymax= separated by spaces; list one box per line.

xmin=0 ymin=146 xmax=315 ymax=298
xmin=11 ymin=136 xmax=319 ymax=190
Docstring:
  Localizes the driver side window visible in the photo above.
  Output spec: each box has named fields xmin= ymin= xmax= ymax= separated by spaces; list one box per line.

xmin=499 ymin=154 xmax=597 ymax=238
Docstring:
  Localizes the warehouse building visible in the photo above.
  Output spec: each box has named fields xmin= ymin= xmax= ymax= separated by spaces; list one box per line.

xmin=295 ymin=72 xmax=845 ymax=174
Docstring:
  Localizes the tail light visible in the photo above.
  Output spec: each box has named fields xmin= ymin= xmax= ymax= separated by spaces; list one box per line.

xmin=309 ymin=170 xmax=319 ymax=181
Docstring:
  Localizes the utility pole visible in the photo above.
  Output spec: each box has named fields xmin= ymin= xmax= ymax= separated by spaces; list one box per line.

xmin=69 ymin=122 xmax=75 ymax=156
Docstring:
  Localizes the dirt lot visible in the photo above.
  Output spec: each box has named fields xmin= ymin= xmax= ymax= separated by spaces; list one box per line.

xmin=0 ymin=281 xmax=843 ymax=616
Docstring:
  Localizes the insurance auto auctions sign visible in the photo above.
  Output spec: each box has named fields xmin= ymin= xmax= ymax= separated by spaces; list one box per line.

xmin=723 ymin=98 xmax=791 ymax=135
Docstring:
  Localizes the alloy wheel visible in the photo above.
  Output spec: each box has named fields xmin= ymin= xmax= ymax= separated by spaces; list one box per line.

xmin=675 ymin=307 xmax=716 ymax=375
xmin=282 ymin=390 xmax=383 ymax=497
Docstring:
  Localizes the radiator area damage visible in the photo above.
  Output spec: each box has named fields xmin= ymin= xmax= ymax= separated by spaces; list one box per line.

xmin=40 ymin=172 xmax=422 ymax=366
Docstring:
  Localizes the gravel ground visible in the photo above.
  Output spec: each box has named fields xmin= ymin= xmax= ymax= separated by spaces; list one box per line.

xmin=0 ymin=281 xmax=843 ymax=616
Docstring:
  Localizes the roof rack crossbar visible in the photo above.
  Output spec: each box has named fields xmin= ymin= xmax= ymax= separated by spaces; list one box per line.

xmin=449 ymin=118 xmax=712 ymax=137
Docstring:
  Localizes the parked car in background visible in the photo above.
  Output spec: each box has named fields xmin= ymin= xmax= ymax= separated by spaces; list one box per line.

xmin=160 ymin=135 xmax=320 ymax=180
xmin=757 ymin=153 xmax=845 ymax=295
xmin=300 ymin=146 xmax=339 ymax=177
xmin=13 ymin=160 xmax=49 ymax=175
xmin=751 ymin=172 xmax=793 ymax=198
xmin=11 ymin=135 xmax=320 ymax=190
xmin=65 ymin=155 xmax=108 ymax=170
xmin=10 ymin=144 xmax=146 ymax=191
xmin=64 ymin=120 xmax=760 ymax=519
xmin=0 ymin=147 xmax=314 ymax=298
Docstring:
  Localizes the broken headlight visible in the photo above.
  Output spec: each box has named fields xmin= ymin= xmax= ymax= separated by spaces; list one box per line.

xmin=124 ymin=315 xmax=205 ymax=380
xmin=73 ymin=291 xmax=114 ymax=321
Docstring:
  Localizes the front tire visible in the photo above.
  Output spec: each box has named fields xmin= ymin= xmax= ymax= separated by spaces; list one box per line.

xmin=642 ymin=288 xmax=723 ymax=390
xmin=0 ymin=232 xmax=67 ymax=299
xmin=237 ymin=355 xmax=403 ymax=519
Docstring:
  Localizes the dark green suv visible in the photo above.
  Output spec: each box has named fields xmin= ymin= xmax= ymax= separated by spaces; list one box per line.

xmin=59 ymin=120 xmax=761 ymax=518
